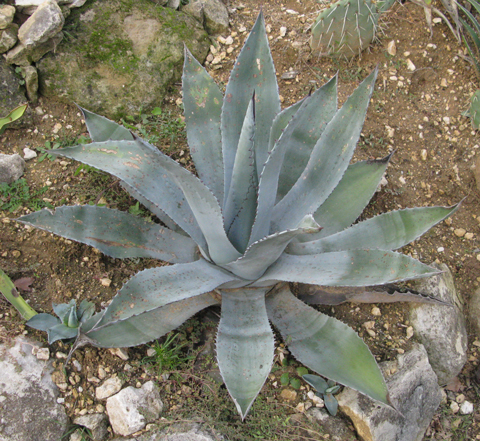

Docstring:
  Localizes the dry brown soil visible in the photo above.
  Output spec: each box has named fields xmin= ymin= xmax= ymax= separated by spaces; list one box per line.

xmin=1 ymin=0 xmax=480 ymax=440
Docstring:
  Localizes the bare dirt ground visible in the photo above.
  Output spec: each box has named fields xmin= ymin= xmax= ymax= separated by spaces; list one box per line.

xmin=1 ymin=0 xmax=480 ymax=439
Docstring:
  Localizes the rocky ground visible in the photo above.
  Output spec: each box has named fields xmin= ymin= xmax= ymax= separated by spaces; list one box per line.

xmin=2 ymin=0 xmax=480 ymax=440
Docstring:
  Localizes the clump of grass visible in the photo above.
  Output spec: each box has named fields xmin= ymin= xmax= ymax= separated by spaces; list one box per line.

xmin=0 ymin=178 xmax=53 ymax=213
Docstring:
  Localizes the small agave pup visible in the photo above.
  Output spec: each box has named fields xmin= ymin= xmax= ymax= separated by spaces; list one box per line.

xmin=18 ymin=13 xmax=459 ymax=419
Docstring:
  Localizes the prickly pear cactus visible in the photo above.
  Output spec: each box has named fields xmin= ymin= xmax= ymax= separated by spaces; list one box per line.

xmin=310 ymin=0 xmax=396 ymax=57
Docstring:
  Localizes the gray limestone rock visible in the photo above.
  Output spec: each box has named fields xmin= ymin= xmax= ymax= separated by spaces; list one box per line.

xmin=0 ymin=153 xmax=25 ymax=184
xmin=5 ymin=31 xmax=63 ymax=66
xmin=106 ymin=381 xmax=163 ymax=436
xmin=73 ymin=413 xmax=109 ymax=441
xmin=409 ymin=263 xmax=467 ymax=385
xmin=20 ymin=65 xmax=38 ymax=102
xmin=0 ymin=24 xmax=18 ymax=54
xmin=0 ymin=59 xmax=31 ymax=128
xmin=37 ymin=0 xmax=210 ymax=120
xmin=306 ymin=408 xmax=358 ymax=441
xmin=203 ymin=0 xmax=229 ymax=35
xmin=118 ymin=423 xmax=219 ymax=441
xmin=167 ymin=0 xmax=181 ymax=9
xmin=0 ymin=5 xmax=16 ymax=30
xmin=468 ymin=288 xmax=480 ymax=337
xmin=337 ymin=343 xmax=441 ymax=441
xmin=0 ymin=337 xmax=68 ymax=441
xmin=18 ymin=0 xmax=64 ymax=47
xmin=181 ymin=0 xmax=205 ymax=23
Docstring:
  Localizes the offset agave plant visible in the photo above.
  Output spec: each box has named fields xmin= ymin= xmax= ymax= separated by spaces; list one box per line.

xmin=18 ymin=13 xmax=458 ymax=419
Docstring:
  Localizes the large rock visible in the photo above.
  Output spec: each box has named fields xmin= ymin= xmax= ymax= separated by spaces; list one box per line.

xmin=0 ymin=153 xmax=25 ymax=183
xmin=306 ymin=408 xmax=357 ymax=441
xmin=0 ymin=5 xmax=15 ymax=30
xmin=73 ymin=413 xmax=109 ymax=441
xmin=106 ymin=381 xmax=163 ymax=436
xmin=409 ymin=263 xmax=468 ymax=385
xmin=0 ymin=337 xmax=68 ymax=441
xmin=0 ymin=24 xmax=18 ymax=54
xmin=37 ymin=0 xmax=210 ymax=119
xmin=0 ymin=58 xmax=31 ymax=128
xmin=17 ymin=0 xmax=64 ymax=47
xmin=5 ymin=31 xmax=63 ymax=66
xmin=118 ymin=423 xmax=219 ymax=440
xmin=337 ymin=344 xmax=441 ymax=441
xmin=468 ymin=288 xmax=480 ymax=337
xmin=181 ymin=0 xmax=229 ymax=34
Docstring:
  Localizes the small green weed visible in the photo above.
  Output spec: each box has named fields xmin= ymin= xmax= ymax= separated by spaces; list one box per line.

xmin=0 ymin=178 xmax=53 ymax=213
xmin=37 ymin=141 xmax=59 ymax=162
xmin=121 ymin=107 xmax=186 ymax=152
xmin=144 ymin=332 xmax=193 ymax=374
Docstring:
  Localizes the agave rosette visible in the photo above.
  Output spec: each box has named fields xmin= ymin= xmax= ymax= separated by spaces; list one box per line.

xmin=18 ymin=13 xmax=458 ymax=419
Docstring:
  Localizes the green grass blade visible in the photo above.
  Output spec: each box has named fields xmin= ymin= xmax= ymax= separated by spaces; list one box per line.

xmin=266 ymin=285 xmax=388 ymax=405
xmin=217 ymin=287 xmax=274 ymax=420
xmin=289 ymin=204 xmax=460 ymax=255
xmin=0 ymin=268 xmax=37 ymax=321
xmin=182 ymin=48 xmax=224 ymax=202
xmin=18 ymin=205 xmax=198 ymax=263
xmin=258 ymin=250 xmax=439 ymax=286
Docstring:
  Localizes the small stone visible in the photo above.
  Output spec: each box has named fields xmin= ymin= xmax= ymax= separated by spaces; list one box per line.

xmin=224 ymin=35 xmax=233 ymax=45
xmin=146 ymin=348 xmax=156 ymax=357
xmin=437 ymin=247 xmax=444 ymax=252
xmin=406 ymin=326 xmax=414 ymax=339
xmin=36 ymin=347 xmax=50 ymax=360
xmin=387 ymin=40 xmax=396 ymax=56
xmin=100 ymin=278 xmax=111 ymax=287
xmin=363 ymin=321 xmax=375 ymax=330
xmin=72 ymin=359 xmax=82 ymax=372
xmin=454 ymin=228 xmax=466 ymax=237
xmin=98 ymin=366 xmax=106 ymax=379
xmin=279 ymin=26 xmax=287 ymax=37
xmin=280 ymin=389 xmax=297 ymax=401
xmin=443 ymin=116 xmax=451 ymax=125
xmin=450 ymin=401 xmax=460 ymax=413
xmin=406 ymin=59 xmax=416 ymax=71
xmin=441 ymin=78 xmax=448 ymax=88
xmin=95 ymin=376 xmax=123 ymax=400
xmin=456 ymin=394 xmax=465 ymax=404
xmin=109 ymin=347 xmax=129 ymax=361
xmin=56 ymin=351 xmax=67 ymax=359
xmin=295 ymin=402 xmax=305 ymax=412
xmin=371 ymin=307 xmax=381 ymax=316
xmin=23 ymin=147 xmax=37 ymax=160
xmin=465 ymin=233 xmax=474 ymax=240
xmin=217 ymin=35 xmax=226 ymax=44
xmin=460 ymin=401 xmax=473 ymax=414
xmin=421 ymin=149 xmax=427 ymax=161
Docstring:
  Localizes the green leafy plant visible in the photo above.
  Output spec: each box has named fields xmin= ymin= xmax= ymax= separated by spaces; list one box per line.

xmin=37 ymin=140 xmax=60 ymax=162
xmin=144 ymin=332 xmax=193 ymax=374
xmin=17 ymin=13 xmax=459 ymax=420
xmin=0 ymin=268 xmax=37 ymax=321
xmin=0 ymin=178 xmax=53 ymax=213
xmin=27 ymin=299 xmax=95 ymax=344
xmin=280 ymin=366 xmax=309 ymax=390
xmin=310 ymin=0 xmax=396 ymax=57
xmin=0 ymin=103 xmax=27 ymax=134
xmin=303 ymin=374 xmax=341 ymax=416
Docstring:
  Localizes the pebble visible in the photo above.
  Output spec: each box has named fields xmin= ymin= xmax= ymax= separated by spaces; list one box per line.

xmin=56 ymin=352 xmax=67 ymax=359
xmin=456 ymin=394 xmax=465 ymax=404
xmin=98 ymin=366 xmax=107 ymax=379
xmin=443 ymin=116 xmax=451 ymax=125
xmin=387 ymin=40 xmax=396 ymax=56
xmin=146 ymin=348 xmax=156 ymax=357
xmin=224 ymin=36 xmax=233 ymax=45
xmin=437 ymin=247 xmax=445 ymax=252
xmin=280 ymin=26 xmax=287 ymax=37
xmin=217 ymin=35 xmax=227 ymax=44
xmin=450 ymin=401 xmax=460 ymax=413
xmin=371 ymin=307 xmax=381 ymax=316
xmin=72 ymin=359 xmax=82 ymax=372
xmin=363 ymin=321 xmax=375 ymax=330
xmin=406 ymin=326 xmax=414 ymax=339
xmin=100 ymin=278 xmax=111 ymax=287
xmin=441 ymin=78 xmax=448 ymax=88
xmin=295 ymin=402 xmax=305 ymax=412
xmin=421 ymin=149 xmax=428 ymax=161
xmin=52 ymin=123 xmax=62 ymax=134
xmin=109 ymin=347 xmax=129 ymax=361
xmin=95 ymin=376 xmax=123 ymax=400
xmin=465 ymin=233 xmax=474 ymax=240
xmin=406 ymin=59 xmax=416 ymax=71
xmin=36 ymin=348 xmax=50 ymax=360
xmin=454 ymin=228 xmax=466 ymax=237
xmin=280 ymin=389 xmax=297 ymax=401
xmin=265 ymin=24 xmax=271 ymax=33
xmin=23 ymin=147 xmax=37 ymax=160
xmin=460 ymin=401 xmax=474 ymax=415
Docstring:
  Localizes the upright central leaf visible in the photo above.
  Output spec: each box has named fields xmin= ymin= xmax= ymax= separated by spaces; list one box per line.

xmin=221 ymin=11 xmax=280 ymax=198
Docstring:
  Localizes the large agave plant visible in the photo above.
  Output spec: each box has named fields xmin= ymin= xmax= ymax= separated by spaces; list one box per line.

xmin=18 ymin=13 xmax=458 ymax=419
